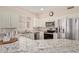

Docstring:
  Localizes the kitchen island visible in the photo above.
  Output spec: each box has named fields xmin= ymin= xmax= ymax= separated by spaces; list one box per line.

xmin=16 ymin=38 xmax=79 ymax=53
xmin=0 ymin=37 xmax=79 ymax=53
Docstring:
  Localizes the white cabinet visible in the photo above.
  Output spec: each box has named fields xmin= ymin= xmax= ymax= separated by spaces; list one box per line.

xmin=10 ymin=15 xmax=19 ymax=28
xmin=18 ymin=16 xmax=33 ymax=31
xmin=0 ymin=14 xmax=19 ymax=28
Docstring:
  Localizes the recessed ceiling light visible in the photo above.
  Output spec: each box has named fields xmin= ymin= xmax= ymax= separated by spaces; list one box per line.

xmin=40 ymin=8 xmax=44 ymax=11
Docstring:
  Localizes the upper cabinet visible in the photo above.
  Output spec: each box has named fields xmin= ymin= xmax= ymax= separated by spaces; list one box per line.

xmin=18 ymin=15 xmax=33 ymax=30
xmin=0 ymin=12 xmax=35 ymax=31
xmin=0 ymin=13 xmax=19 ymax=28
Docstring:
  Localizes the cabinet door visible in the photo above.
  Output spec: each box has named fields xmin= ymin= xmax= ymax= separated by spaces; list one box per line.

xmin=0 ymin=14 xmax=19 ymax=28
xmin=18 ymin=15 xmax=26 ymax=31
xmin=10 ymin=14 xmax=19 ymax=28
xmin=26 ymin=17 xmax=32 ymax=29
xmin=0 ymin=14 xmax=10 ymax=28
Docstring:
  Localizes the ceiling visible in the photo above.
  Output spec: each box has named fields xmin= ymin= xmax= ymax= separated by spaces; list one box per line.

xmin=1 ymin=6 xmax=78 ymax=15
xmin=1 ymin=6 xmax=78 ymax=17
xmin=14 ymin=6 xmax=79 ymax=18
xmin=17 ymin=6 xmax=69 ymax=14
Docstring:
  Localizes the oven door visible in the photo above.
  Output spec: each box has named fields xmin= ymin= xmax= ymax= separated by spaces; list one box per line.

xmin=44 ymin=33 xmax=53 ymax=39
